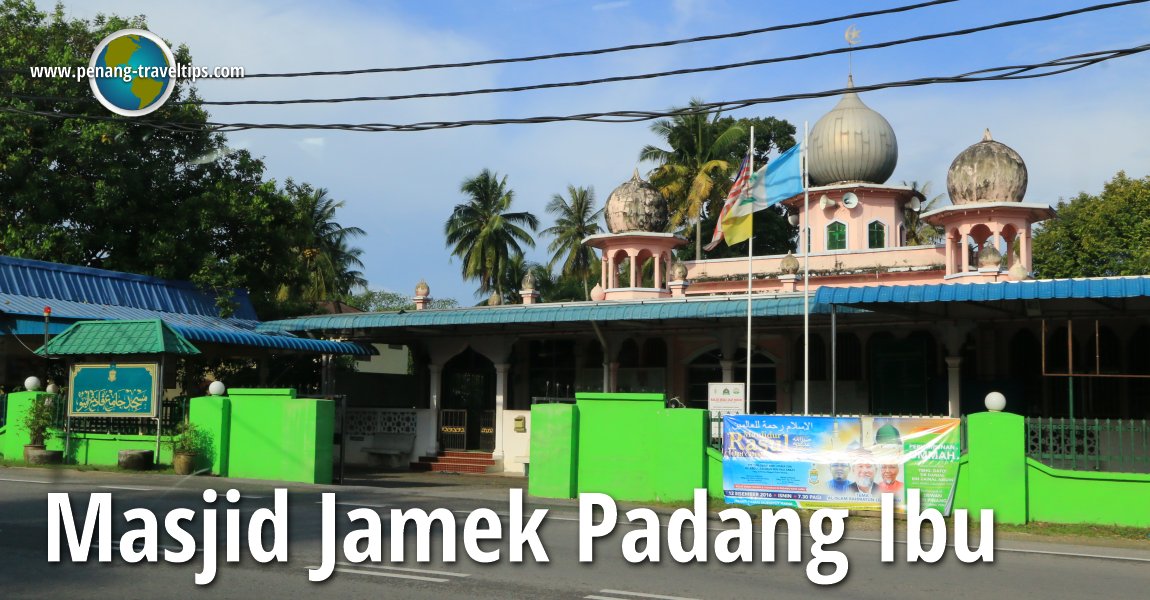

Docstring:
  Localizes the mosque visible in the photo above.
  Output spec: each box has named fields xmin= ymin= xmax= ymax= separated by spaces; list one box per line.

xmin=262 ymin=80 xmax=1150 ymax=474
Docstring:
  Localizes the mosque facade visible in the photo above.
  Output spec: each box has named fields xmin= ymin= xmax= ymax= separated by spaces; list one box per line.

xmin=265 ymin=81 xmax=1149 ymax=474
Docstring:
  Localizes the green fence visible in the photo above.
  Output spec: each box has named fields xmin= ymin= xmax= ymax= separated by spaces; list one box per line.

xmin=1026 ymin=417 xmax=1150 ymax=474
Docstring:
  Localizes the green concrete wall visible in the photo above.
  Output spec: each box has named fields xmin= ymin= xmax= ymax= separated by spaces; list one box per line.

xmin=0 ymin=392 xmax=44 ymax=461
xmin=1027 ymin=459 xmax=1150 ymax=527
xmin=189 ymin=395 xmax=231 ymax=475
xmin=225 ymin=388 xmax=333 ymax=484
xmin=574 ymin=393 xmax=707 ymax=502
xmin=528 ymin=404 xmax=578 ymax=498
xmin=52 ymin=434 xmax=173 ymax=465
xmin=964 ymin=411 xmax=1028 ymax=524
xmin=654 ymin=409 xmax=708 ymax=502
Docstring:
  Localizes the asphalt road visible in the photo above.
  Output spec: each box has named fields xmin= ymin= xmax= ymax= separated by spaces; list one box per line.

xmin=1 ymin=468 xmax=1148 ymax=599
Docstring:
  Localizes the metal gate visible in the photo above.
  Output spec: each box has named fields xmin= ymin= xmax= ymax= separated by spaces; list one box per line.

xmin=440 ymin=409 xmax=467 ymax=450
xmin=480 ymin=410 xmax=496 ymax=451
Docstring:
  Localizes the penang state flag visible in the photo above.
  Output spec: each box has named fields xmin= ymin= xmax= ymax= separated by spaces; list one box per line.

xmin=704 ymin=154 xmax=753 ymax=251
xmin=750 ymin=143 xmax=803 ymax=209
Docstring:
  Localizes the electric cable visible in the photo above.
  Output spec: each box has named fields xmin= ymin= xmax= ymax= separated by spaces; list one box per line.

xmin=189 ymin=0 xmax=1150 ymax=106
xmin=1 ymin=42 xmax=1144 ymax=133
xmin=237 ymin=0 xmax=959 ymax=79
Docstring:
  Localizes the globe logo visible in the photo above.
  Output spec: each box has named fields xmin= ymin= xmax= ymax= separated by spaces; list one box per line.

xmin=88 ymin=29 xmax=176 ymax=117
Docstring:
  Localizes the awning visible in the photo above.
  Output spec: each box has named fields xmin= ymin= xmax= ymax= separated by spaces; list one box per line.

xmin=0 ymin=292 xmax=375 ymax=356
xmin=814 ymin=276 xmax=1150 ymax=320
xmin=260 ymin=294 xmax=863 ymax=336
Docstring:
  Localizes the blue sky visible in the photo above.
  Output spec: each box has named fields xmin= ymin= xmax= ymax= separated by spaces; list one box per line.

xmin=38 ymin=1 xmax=1150 ymax=305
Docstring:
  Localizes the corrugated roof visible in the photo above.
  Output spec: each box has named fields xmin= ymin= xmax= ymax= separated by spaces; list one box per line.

xmin=0 ymin=256 xmax=374 ymax=356
xmin=37 ymin=320 xmax=201 ymax=356
xmin=814 ymin=276 xmax=1150 ymax=305
xmin=259 ymin=295 xmax=850 ymax=333
xmin=0 ymin=255 xmax=258 ymax=320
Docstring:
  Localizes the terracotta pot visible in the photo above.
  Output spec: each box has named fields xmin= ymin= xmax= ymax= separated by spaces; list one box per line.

xmin=24 ymin=445 xmax=63 ymax=465
xmin=173 ymin=452 xmax=199 ymax=475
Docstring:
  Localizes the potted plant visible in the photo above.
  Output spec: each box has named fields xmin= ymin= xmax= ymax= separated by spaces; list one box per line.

xmin=170 ymin=421 xmax=207 ymax=475
xmin=24 ymin=394 xmax=63 ymax=464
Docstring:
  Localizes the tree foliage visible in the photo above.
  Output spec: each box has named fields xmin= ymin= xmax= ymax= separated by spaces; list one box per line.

xmin=0 ymin=1 xmax=363 ymax=319
xmin=1032 ymin=171 xmax=1150 ymax=278
xmin=639 ymin=101 xmax=797 ymax=260
xmin=345 ymin=289 xmax=459 ymax=312
xmin=542 ymin=185 xmax=603 ymax=299
xmin=444 ymin=169 xmax=539 ymax=298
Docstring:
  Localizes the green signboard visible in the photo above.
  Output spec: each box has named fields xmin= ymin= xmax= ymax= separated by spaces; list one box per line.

xmin=68 ymin=362 xmax=160 ymax=417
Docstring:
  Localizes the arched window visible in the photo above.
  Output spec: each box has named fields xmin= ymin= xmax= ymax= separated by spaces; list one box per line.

xmin=868 ymin=221 xmax=886 ymax=249
xmin=826 ymin=221 xmax=847 ymax=251
xmin=828 ymin=220 xmax=846 ymax=248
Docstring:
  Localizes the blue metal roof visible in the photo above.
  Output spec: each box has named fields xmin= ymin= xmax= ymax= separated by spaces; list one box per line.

xmin=814 ymin=276 xmax=1150 ymax=306
xmin=260 ymin=295 xmax=852 ymax=334
xmin=0 ymin=255 xmax=258 ymax=320
xmin=0 ymin=256 xmax=373 ymax=355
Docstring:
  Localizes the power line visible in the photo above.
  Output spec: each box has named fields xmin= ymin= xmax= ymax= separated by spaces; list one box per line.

xmin=189 ymin=0 xmax=1150 ymax=107
xmin=238 ymin=0 xmax=958 ymax=79
xmin=3 ymin=42 xmax=1145 ymax=133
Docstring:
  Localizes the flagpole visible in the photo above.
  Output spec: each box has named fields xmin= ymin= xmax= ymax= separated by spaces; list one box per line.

xmin=802 ymin=121 xmax=810 ymax=416
xmin=745 ymin=126 xmax=754 ymax=415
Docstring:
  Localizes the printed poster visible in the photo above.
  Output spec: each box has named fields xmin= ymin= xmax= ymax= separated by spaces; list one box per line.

xmin=723 ymin=415 xmax=961 ymax=514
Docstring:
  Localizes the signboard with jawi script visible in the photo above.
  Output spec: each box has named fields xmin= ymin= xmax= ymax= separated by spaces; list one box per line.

xmin=68 ymin=362 xmax=159 ymax=417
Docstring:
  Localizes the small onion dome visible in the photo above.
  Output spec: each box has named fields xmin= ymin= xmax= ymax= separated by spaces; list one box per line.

xmin=1009 ymin=260 xmax=1030 ymax=280
xmin=488 ymin=291 xmax=502 ymax=306
xmin=947 ymin=129 xmax=1028 ymax=205
xmin=977 ymin=245 xmax=1003 ymax=270
xmin=808 ymin=76 xmax=898 ymax=186
xmin=671 ymin=261 xmax=688 ymax=281
xmin=605 ymin=169 xmax=669 ymax=233
xmin=521 ymin=270 xmax=536 ymax=291
xmin=415 ymin=279 xmax=430 ymax=297
xmin=590 ymin=283 xmax=606 ymax=301
xmin=779 ymin=252 xmax=800 ymax=275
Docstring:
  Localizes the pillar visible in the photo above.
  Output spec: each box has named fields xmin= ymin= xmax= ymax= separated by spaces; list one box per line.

xmin=493 ymin=363 xmax=509 ymax=461
xmin=720 ymin=359 xmax=735 ymax=383
xmin=608 ymin=361 xmax=620 ymax=393
xmin=629 ymin=253 xmax=638 ymax=288
xmin=960 ymin=233 xmax=971 ymax=273
xmin=427 ymin=363 xmax=443 ymax=457
xmin=945 ymin=356 xmax=962 ymax=418
xmin=654 ymin=252 xmax=664 ymax=289
xmin=965 ymin=409 xmax=1028 ymax=524
xmin=945 ymin=232 xmax=954 ymax=275
xmin=1020 ymin=226 xmax=1031 ymax=271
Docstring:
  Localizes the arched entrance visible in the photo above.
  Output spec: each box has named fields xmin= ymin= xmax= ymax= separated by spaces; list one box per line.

xmin=441 ymin=348 xmax=496 ymax=450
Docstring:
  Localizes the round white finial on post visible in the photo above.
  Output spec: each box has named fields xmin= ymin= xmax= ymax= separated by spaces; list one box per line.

xmin=24 ymin=376 xmax=41 ymax=392
xmin=46 ymin=383 xmax=60 ymax=394
xmin=208 ymin=381 xmax=227 ymax=396
xmin=984 ymin=391 xmax=1006 ymax=412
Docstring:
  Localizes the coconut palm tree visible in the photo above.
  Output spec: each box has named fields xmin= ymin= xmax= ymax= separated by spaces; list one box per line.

xmin=280 ymin=183 xmax=367 ymax=303
xmin=639 ymin=99 xmax=746 ymax=260
xmin=902 ymin=181 xmax=946 ymax=245
xmin=445 ymin=170 xmax=539 ymax=298
xmin=542 ymin=185 xmax=603 ymax=299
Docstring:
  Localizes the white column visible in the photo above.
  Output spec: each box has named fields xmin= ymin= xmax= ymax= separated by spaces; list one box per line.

xmin=427 ymin=363 xmax=443 ymax=457
xmin=945 ymin=233 xmax=954 ymax=275
xmin=945 ymin=356 xmax=962 ymax=418
xmin=629 ymin=253 xmax=638 ymax=288
xmin=720 ymin=359 xmax=735 ymax=383
xmin=493 ymin=362 xmax=509 ymax=462
xmin=1021 ymin=226 xmax=1032 ymax=270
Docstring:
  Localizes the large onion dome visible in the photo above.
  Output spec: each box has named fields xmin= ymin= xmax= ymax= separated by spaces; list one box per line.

xmin=947 ymin=129 xmax=1028 ymax=205
xmin=807 ymin=76 xmax=898 ymax=186
xmin=605 ymin=169 xmax=669 ymax=233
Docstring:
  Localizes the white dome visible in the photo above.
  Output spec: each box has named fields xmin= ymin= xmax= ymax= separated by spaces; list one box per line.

xmin=807 ymin=77 xmax=898 ymax=186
